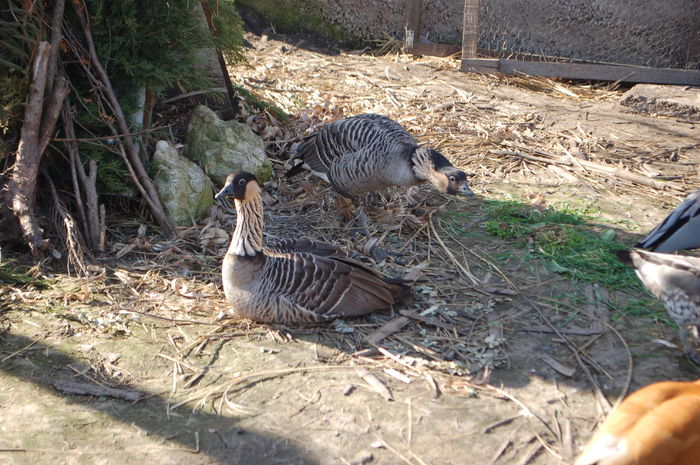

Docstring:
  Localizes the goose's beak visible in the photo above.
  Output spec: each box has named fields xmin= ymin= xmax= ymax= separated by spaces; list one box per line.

xmin=215 ymin=183 xmax=234 ymax=200
xmin=457 ymin=181 xmax=474 ymax=196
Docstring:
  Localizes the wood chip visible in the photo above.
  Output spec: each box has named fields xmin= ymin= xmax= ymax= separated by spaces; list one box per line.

xmin=562 ymin=417 xmax=574 ymax=463
xmin=354 ymin=366 xmax=393 ymax=401
xmin=383 ymin=367 xmax=411 ymax=384
xmin=364 ymin=316 xmax=411 ymax=345
xmin=399 ymin=310 xmax=455 ymax=330
xmin=539 ymin=353 xmax=576 ymax=378
xmin=482 ymin=414 xmax=520 ymax=433
xmin=423 ymin=373 xmax=441 ymax=398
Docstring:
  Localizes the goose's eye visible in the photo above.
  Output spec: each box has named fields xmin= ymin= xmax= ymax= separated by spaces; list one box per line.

xmin=238 ymin=179 xmax=246 ymax=186
xmin=449 ymin=175 xmax=456 ymax=182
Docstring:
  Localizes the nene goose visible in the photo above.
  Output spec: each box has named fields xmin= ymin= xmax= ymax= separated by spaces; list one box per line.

xmin=617 ymin=248 xmax=700 ymax=364
xmin=574 ymin=379 xmax=700 ymax=465
xmin=287 ymin=113 xmax=473 ymax=239
xmin=215 ymin=172 xmax=410 ymax=324
xmin=636 ymin=189 xmax=700 ymax=253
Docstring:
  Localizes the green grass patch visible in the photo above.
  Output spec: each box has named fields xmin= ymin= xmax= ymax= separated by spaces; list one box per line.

xmin=443 ymin=199 xmax=666 ymax=322
xmin=612 ymin=296 xmax=671 ymax=325
xmin=443 ymin=200 xmax=642 ymax=290
xmin=0 ymin=261 xmax=48 ymax=289
xmin=480 ymin=200 xmax=637 ymax=289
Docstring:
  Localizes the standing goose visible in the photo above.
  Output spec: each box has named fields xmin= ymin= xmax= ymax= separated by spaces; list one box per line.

xmin=636 ymin=189 xmax=700 ymax=253
xmin=574 ymin=379 xmax=700 ymax=465
xmin=215 ymin=172 xmax=410 ymax=324
xmin=616 ymin=248 xmax=700 ymax=364
xmin=287 ymin=113 xmax=473 ymax=237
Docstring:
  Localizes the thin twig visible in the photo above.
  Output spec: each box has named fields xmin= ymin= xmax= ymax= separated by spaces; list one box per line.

xmin=428 ymin=214 xmax=478 ymax=285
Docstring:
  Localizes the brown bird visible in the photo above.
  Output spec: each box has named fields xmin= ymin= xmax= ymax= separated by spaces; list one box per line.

xmin=574 ymin=379 xmax=700 ymax=465
xmin=616 ymin=249 xmax=700 ymax=364
xmin=215 ymin=172 xmax=410 ymax=324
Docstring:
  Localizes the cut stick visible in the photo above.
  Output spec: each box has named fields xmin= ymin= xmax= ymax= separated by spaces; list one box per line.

xmin=365 ymin=316 xmax=412 ymax=345
xmin=354 ymin=366 xmax=393 ymax=401
xmin=399 ymin=310 xmax=455 ymax=330
xmin=53 ymin=380 xmax=143 ymax=402
xmin=539 ymin=353 xmax=576 ymax=377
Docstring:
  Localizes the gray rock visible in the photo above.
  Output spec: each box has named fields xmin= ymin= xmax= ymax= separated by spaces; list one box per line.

xmin=620 ymin=84 xmax=700 ymax=121
xmin=184 ymin=105 xmax=272 ymax=185
xmin=152 ymin=140 xmax=214 ymax=226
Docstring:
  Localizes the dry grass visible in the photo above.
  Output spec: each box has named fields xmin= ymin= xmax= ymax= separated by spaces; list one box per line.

xmin=233 ymin=37 xmax=698 ymax=206
xmin=3 ymin=30 xmax=698 ymax=464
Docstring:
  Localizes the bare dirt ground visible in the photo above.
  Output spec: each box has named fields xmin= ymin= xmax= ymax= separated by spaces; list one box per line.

xmin=2 ymin=29 xmax=700 ymax=465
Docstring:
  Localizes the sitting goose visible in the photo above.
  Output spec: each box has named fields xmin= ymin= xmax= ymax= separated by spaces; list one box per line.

xmin=215 ymin=172 xmax=411 ymax=324
xmin=287 ymin=113 xmax=473 ymax=237
xmin=617 ymin=248 xmax=700 ymax=364
xmin=636 ymin=189 xmax=700 ymax=253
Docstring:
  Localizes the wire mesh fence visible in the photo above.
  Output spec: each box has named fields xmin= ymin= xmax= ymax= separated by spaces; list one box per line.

xmin=477 ymin=0 xmax=699 ymax=70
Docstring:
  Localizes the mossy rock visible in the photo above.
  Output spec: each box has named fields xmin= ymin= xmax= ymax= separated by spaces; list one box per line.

xmin=184 ymin=105 xmax=272 ymax=185
xmin=152 ymin=140 xmax=214 ymax=226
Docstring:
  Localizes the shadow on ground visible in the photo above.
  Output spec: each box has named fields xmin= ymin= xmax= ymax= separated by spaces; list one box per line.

xmin=0 ymin=331 xmax=317 ymax=465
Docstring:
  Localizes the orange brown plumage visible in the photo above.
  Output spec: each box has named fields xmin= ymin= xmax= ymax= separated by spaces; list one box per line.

xmin=574 ymin=379 xmax=700 ymax=465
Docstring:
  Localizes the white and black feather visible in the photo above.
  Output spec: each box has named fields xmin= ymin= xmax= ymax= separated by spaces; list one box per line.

xmin=636 ymin=189 xmax=700 ymax=253
xmin=618 ymin=248 xmax=700 ymax=362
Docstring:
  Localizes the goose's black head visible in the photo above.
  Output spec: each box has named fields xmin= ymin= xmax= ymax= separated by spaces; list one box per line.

xmin=428 ymin=149 xmax=474 ymax=196
xmin=215 ymin=172 xmax=260 ymax=201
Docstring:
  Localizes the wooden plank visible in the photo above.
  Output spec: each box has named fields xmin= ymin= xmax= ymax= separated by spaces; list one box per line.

xmin=409 ymin=42 xmax=460 ymax=57
xmin=404 ymin=0 xmax=423 ymax=50
xmin=461 ymin=58 xmax=700 ymax=86
xmin=462 ymin=57 xmax=498 ymax=73
xmin=461 ymin=0 xmax=480 ymax=59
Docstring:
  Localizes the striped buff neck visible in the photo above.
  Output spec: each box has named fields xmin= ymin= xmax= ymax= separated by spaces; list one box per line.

xmin=229 ymin=193 xmax=264 ymax=256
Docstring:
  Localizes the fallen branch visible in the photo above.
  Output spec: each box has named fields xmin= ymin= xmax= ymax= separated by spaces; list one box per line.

xmin=53 ymin=379 xmax=143 ymax=402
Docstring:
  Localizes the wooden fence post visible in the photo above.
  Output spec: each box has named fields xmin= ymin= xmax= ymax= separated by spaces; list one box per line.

xmin=462 ymin=0 xmax=480 ymax=60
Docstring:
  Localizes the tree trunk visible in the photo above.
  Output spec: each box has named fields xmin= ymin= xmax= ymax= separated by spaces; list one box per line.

xmin=5 ymin=42 xmax=69 ymax=255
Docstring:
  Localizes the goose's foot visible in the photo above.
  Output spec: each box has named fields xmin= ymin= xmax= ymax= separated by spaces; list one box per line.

xmin=349 ymin=206 xmax=372 ymax=239
xmin=347 ymin=205 xmax=405 ymax=262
